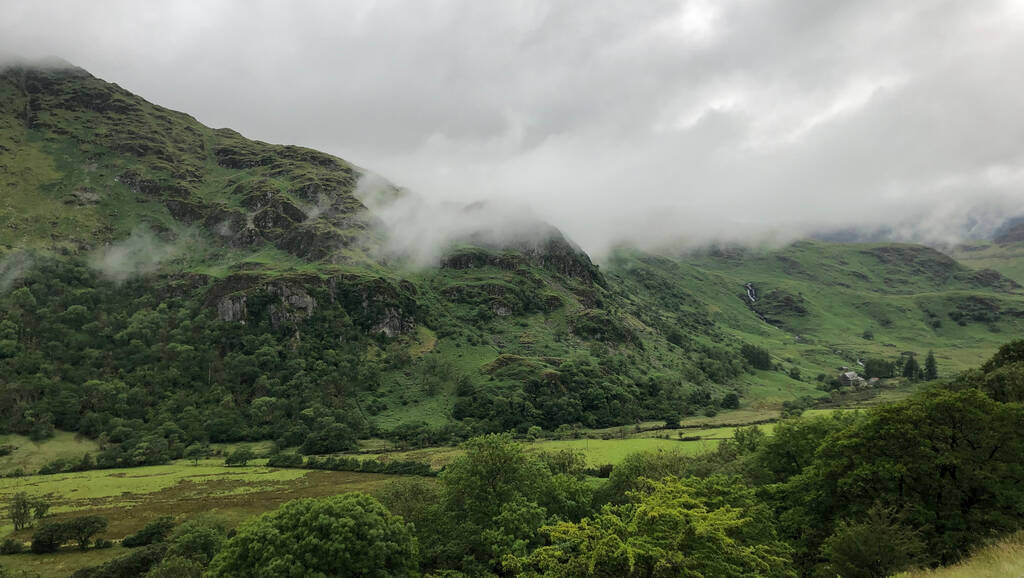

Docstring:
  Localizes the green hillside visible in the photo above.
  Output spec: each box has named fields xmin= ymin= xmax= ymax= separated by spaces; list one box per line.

xmin=951 ymin=240 xmax=1024 ymax=286
xmin=1 ymin=61 xmax=1023 ymax=467
xmin=610 ymin=240 xmax=1024 ymax=373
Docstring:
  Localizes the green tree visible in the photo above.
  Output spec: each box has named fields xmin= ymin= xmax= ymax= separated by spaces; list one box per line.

xmin=902 ymin=355 xmax=920 ymax=380
xmin=30 ymin=497 xmax=49 ymax=521
xmin=820 ymin=504 xmax=925 ymax=578
xmin=8 ymin=493 xmax=32 ymax=531
xmin=223 ymin=447 xmax=255 ymax=467
xmin=207 ymin=493 xmax=417 ymax=577
xmin=31 ymin=522 xmax=68 ymax=554
xmin=863 ymin=358 xmax=895 ymax=379
xmin=924 ymin=350 xmax=938 ymax=380
xmin=144 ymin=556 xmax=204 ymax=578
xmin=184 ymin=444 xmax=209 ymax=466
xmin=65 ymin=515 xmax=108 ymax=550
xmin=164 ymin=519 xmax=226 ymax=566
xmin=515 ymin=476 xmax=794 ymax=577
xmin=782 ymin=389 xmax=1024 ymax=567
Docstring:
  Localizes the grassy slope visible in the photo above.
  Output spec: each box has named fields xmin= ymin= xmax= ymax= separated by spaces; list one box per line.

xmin=951 ymin=241 xmax=1024 ymax=285
xmin=0 ymin=432 xmax=99 ymax=475
xmin=898 ymin=531 xmax=1024 ymax=578
xmin=607 ymin=241 xmax=1024 ymax=385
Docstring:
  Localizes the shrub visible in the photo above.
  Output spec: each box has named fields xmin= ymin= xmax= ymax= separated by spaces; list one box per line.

xmin=123 ymin=516 xmax=174 ymax=548
xmin=0 ymin=538 xmax=23 ymax=555
xmin=223 ymin=447 xmax=255 ymax=467
xmin=266 ymin=453 xmax=304 ymax=468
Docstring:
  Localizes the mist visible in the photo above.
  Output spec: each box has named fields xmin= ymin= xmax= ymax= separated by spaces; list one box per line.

xmin=88 ymin=229 xmax=179 ymax=283
xmin=356 ymin=173 xmax=572 ymax=267
xmin=3 ymin=1 xmax=1024 ymax=256
xmin=0 ymin=251 xmax=33 ymax=294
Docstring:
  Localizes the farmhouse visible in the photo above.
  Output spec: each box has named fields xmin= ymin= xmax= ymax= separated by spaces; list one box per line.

xmin=839 ymin=371 xmax=865 ymax=387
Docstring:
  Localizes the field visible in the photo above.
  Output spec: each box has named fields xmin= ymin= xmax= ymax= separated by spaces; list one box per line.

xmin=0 ymin=461 xmax=401 ymax=576
xmin=0 ymin=432 xmax=99 ymax=476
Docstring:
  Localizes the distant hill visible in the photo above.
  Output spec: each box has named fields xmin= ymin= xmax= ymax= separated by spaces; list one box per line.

xmin=1 ymin=61 xmax=1023 ymax=454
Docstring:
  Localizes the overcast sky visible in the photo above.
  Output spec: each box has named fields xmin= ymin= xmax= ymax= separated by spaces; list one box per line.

xmin=3 ymin=0 xmax=1024 ymax=255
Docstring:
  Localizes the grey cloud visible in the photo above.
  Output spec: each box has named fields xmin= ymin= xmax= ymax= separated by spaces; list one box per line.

xmin=2 ymin=0 xmax=1023 ymax=258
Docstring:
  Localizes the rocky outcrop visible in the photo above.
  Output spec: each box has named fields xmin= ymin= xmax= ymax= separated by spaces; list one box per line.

xmin=206 ymin=272 xmax=416 ymax=336
xmin=266 ymin=283 xmax=316 ymax=328
xmin=217 ymin=294 xmax=248 ymax=323
xmin=440 ymin=237 xmax=604 ymax=286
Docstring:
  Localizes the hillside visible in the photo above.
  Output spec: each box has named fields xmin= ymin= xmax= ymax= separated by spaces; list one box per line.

xmin=1 ymin=61 xmax=1023 ymax=461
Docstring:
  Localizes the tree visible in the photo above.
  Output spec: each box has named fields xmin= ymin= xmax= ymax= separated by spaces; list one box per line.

xmin=902 ymin=355 xmax=920 ymax=380
xmin=924 ymin=350 xmax=938 ymax=380
xmin=31 ymin=522 xmax=68 ymax=554
xmin=207 ymin=493 xmax=417 ymax=577
xmin=31 ymin=496 xmax=50 ymax=521
xmin=165 ymin=519 xmax=227 ymax=566
xmin=65 ymin=516 xmax=108 ymax=550
xmin=223 ymin=447 xmax=255 ymax=467
xmin=740 ymin=344 xmax=773 ymax=370
xmin=515 ymin=476 xmax=795 ymax=577
xmin=821 ymin=504 xmax=925 ymax=578
xmin=863 ymin=358 xmax=895 ymax=379
xmin=721 ymin=392 xmax=740 ymax=409
xmin=184 ymin=444 xmax=209 ymax=466
xmin=9 ymin=493 xmax=32 ymax=531
xmin=144 ymin=556 xmax=204 ymax=578
xmin=435 ymin=434 xmax=555 ymax=572
xmin=981 ymin=339 xmax=1024 ymax=372
xmin=782 ymin=389 xmax=1024 ymax=567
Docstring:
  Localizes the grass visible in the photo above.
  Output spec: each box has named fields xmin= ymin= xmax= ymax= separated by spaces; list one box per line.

xmin=526 ymin=437 xmax=721 ymax=466
xmin=2 ymin=545 xmax=129 ymax=578
xmin=0 ymin=461 xmax=400 ymax=539
xmin=898 ymin=531 xmax=1024 ymax=578
xmin=0 ymin=431 xmax=100 ymax=476
xmin=952 ymin=241 xmax=1024 ymax=285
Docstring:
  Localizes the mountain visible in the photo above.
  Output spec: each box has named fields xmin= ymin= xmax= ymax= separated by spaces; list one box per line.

xmin=1 ymin=61 xmax=1023 ymax=456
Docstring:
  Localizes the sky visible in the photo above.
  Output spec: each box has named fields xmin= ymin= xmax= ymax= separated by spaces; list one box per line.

xmin=2 ymin=0 xmax=1024 ymax=256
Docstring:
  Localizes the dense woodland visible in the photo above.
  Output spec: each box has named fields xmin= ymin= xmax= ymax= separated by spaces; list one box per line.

xmin=0 ymin=254 xmax=755 ymax=471
xmin=2 ymin=339 xmax=1019 ymax=577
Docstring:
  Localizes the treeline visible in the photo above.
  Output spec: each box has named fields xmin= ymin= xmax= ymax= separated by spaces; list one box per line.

xmin=268 ymin=453 xmax=436 ymax=476
xmin=0 ymin=255 xmax=758 ymax=469
xmin=52 ymin=339 xmax=1024 ymax=577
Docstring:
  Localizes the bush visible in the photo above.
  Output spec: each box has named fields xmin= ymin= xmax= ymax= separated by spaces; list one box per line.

xmin=740 ymin=344 xmax=773 ymax=370
xmin=223 ymin=447 xmax=255 ymax=467
xmin=123 ymin=516 xmax=174 ymax=548
xmin=71 ymin=543 xmax=168 ymax=578
xmin=266 ymin=453 xmax=304 ymax=468
xmin=0 ymin=538 xmax=23 ymax=555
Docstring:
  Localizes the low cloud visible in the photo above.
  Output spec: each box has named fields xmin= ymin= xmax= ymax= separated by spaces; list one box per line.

xmin=0 ymin=251 xmax=33 ymax=293
xmin=88 ymin=228 xmax=179 ymax=283
xmin=3 ymin=2 xmax=1024 ymax=257
xmin=356 ymin=172 xmax=568 ymax=267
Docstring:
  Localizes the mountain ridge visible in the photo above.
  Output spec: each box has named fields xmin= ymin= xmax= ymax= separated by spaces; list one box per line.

xmin=0 ymin=61 xmax=1022 ymax=453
